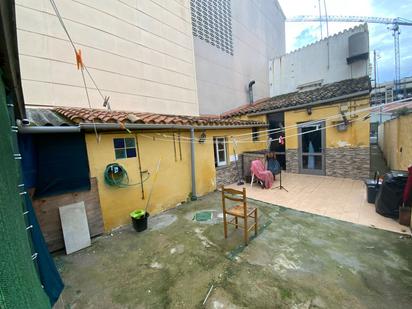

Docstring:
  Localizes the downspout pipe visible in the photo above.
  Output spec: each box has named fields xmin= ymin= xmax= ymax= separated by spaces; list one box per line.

xmin=190 ymin=127 xmax=197 ymax=201
xmin=19 ymin=123 xmax=267 ymax=133
xmin=80 ymin=123 xmax=268 ymax=130
xmin=248 ymin=80 xmax=256 ymax=104
xmin=18 ymin=126 xmax=81 ymax=134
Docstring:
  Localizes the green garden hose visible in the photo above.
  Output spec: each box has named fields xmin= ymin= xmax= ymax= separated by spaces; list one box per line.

xmin=104 ymin=163 xmax=149 ymax=187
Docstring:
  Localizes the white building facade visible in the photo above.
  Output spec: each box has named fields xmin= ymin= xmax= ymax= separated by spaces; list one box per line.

xmin=269 ymin=24 xmax=370 ymax=97
xmin=16 ymin=0 xmax=287 ymax=117
xmin=190 ymin=0 xmax=286 ymax=114
xmin=16 ymin=0 xmax=200 ymax=116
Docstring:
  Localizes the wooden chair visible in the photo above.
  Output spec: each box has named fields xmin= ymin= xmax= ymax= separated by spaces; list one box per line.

xmin=221 ymin=186 xmax=258 ymax=245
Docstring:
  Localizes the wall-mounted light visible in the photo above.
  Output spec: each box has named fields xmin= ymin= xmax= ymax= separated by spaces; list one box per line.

xmin=337 ymin=122 xmax=348 ymax=132
xmin=199 ymin=131 xmax=206 ymax=144
xmin=306 ymin=106 xmax=312 ymax=115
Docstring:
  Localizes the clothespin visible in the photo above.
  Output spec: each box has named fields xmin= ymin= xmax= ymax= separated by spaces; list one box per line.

xmin=76 ymin=49 xmax=84 ymax=70
xmin=103 ymin=96 xmax=111 ymax=110
xmin=118 ymin=121 xmax=131 ymax=134
xmin=278 ymin=135 xmax=285 ymax=145
xmin=340 ymin=111 xmax=349 ymax=126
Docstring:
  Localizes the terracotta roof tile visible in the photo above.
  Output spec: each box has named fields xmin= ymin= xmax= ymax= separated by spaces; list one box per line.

xmin=52 ymin=107 xmax=267 ymax=128
xmin=222 ymin=76 xmax=371 ymax=118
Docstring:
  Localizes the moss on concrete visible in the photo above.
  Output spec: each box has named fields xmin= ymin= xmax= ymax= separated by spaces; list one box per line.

xmin=54 ymin=192 xmax=412 ymax=308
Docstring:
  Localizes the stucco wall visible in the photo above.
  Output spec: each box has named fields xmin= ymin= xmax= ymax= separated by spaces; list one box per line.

xmin=193 ymin=0 xmax=285 ymax=114
xmin=380 ymin=114 xmax=412 ymax=170
xmin=85 ymin=127 xmax=265 ymax=230
xmin=284 ymin=98 xmax=370 ymax=150
xmin=16 ymin=0 xmax=199 ymax=116
xmin=284 ymin=97 xmax=370 ymax=179
xmin=378 ymin=123 xmax=385 ymax=150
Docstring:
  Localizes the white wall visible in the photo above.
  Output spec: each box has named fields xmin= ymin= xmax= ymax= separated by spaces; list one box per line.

xmin=16 ymin=0 xmax=199 ymax=116
xmin=193 ymin=0 xmax=285 ymax=115
xmin=270 ymin=24 xmax=369 ymax=97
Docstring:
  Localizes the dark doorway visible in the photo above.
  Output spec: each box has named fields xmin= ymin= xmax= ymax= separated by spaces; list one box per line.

xmin=267 ymin=112 xmax=286 ymax=170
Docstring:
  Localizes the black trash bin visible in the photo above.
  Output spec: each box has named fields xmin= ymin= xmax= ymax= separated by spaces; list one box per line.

xmin=364 ymin=172 xmax=380 ymax=204
xmin=375 ymin=170 xmax=408 ymax=218
xmin=365 ymin=179 xmax=379 ymax=204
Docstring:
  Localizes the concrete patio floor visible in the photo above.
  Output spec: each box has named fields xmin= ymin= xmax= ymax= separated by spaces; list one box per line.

xmin=54 ymin=192 xmax=412 ymax=308
xmin=228 ymin=173 xmax=411 ymax=235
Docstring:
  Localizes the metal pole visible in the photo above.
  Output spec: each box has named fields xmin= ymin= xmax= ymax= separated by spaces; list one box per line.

xmin=373 ymin=50 xmax=377 ymax=89
xmin=318 ymin=0 xmax=323 ymax=39
xmin=323 ymin=0 xmax=330 ymax=69
xmin=134 ymin=133 xmax=145 ymax=199
xmin=190 ymin=128 xmax=197 ymax=200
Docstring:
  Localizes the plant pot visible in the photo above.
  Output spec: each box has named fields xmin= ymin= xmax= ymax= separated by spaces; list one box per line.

xmin=399 ymin=207 xmax=411 ymax=226
xmin=131 ymin=211 xmax=150 ymax=232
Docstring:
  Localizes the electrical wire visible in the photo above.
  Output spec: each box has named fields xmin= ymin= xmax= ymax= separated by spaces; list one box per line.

xmin=49 ymin=0 xmax=108 ymax=140
xmin=140 ymin=98 xmax=408 ymax=144
xmin=144 ymin=113 xmax=362 ymax=144
xmin=138 ymin=114 xmax=367 ymax=146
xmin=154 ymin=104 xmax=380 ymax=143
xmin=46 ymin=0 xmax=409 ymax=145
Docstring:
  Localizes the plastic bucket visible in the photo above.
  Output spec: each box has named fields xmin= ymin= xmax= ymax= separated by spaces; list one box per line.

xmin=130 ymin=210 xmax=150 ymax=232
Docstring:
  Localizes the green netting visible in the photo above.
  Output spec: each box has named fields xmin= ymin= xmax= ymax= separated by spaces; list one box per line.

xmin=0 ymin=75 xmax=50 ymax=308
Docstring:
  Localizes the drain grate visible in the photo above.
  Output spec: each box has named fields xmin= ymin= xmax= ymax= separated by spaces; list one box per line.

xmin=193 ymin=211 xmax=213 ymax=222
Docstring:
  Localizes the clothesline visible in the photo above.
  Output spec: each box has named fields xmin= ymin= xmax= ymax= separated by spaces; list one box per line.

xmin=138 ymin=115 xmax=366 ymax=145
xmin=148 ymin=99 xmax=404 ymax=143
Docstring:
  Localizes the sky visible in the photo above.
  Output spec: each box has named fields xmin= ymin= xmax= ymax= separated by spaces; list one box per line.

xmin=277 ymin=0 xmax=412 ymax=83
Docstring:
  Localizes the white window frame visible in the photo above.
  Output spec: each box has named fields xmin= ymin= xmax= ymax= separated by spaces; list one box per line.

xmin=214 ymin=137 xmax=227 ymax=167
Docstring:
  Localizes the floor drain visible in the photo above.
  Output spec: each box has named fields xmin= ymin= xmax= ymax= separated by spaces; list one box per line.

xmin=193 ymin=211 xmax=213 ymax=222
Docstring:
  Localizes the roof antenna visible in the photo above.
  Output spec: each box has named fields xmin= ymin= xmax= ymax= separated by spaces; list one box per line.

xmin=103 ymin=96 xmax=111 ymax=110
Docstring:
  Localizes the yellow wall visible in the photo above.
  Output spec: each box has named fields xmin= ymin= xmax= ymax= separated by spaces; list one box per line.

xmin=86 ymin=127 xmax=266 ymax=230
xmin=284 ymin=97 xmax=370 ymax=150
xmin=380 ymin=113 xmax=412 ymax=170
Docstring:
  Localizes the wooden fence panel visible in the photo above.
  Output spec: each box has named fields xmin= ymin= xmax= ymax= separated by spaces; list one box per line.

xmin=32 ymin=177 xmax=104 ymax=252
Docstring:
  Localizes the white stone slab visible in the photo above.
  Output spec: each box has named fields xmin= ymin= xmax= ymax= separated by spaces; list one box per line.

xmin=59 ymin=201 xmax=91 ymax=254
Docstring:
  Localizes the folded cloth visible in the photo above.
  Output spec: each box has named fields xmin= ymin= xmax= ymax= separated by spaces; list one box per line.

xmin=250 ymin=160 xmax=274 ymax=189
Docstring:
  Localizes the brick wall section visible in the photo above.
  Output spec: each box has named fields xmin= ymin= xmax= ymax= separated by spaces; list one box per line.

xmin=286 ymin=149 xmax=299 ymax=173
xmin=216 ymin=160 xmax=242 ymax=188
xmin=242 ymin=153 xmax=265 ymax=178
xmin=285 ymin=147 xmax=370 ymax=180
xmin=325 ymin=147 xmax=370 ymax=179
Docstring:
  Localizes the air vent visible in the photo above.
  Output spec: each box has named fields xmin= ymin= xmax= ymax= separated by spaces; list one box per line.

xmin=190 ymin=0 xmax=234 ymax=55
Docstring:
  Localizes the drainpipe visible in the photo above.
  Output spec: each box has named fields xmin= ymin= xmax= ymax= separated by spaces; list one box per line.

xmin=248 ymin=80 xmax=256 ymax=104
xmin=18 ymin=126 xmax=81 ymax=133
xmin=190 ymin=127 xmax=197 ymax=200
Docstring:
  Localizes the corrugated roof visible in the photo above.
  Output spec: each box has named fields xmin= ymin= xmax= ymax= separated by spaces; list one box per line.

xmin=50 ymin=107 xmax=267 ymax=127
xmin=371 ymin=99 xmax=412 ymax=113
xmin=26 ymin=108 xmax=74 ymax=126
xmin=222 ymin=76 xmax=371 ymax=118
